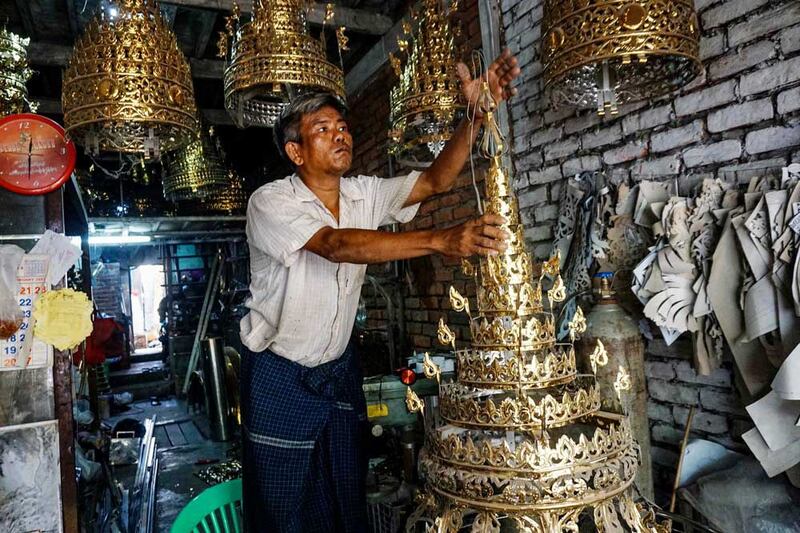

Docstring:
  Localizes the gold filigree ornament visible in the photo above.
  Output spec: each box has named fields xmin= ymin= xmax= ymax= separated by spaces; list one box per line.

xmin=568 ymin=306 xmax=587 ymax=341
xmin=542 ymin=0 xmax=702 ymax=115
xmin=614 ymin=365 xmax=632 ymax=403
xmin=547 ymin=274 xmax=567 ymax=305
xmin=406 ymin=386 xmax=425 ymax=415
xmin=590 ymin=339 xmax=610 ymax=375
xmin=461 ymin=258 xmax=475 ymax=277
xmin=62 ymin=0 xmax=199 ymax=158
xmin=407 ymin=82 xmax=667 ymax=532
xmin=388 ymin=0 xmax=465 ymax=166
xmin=219 ymin=0 xmax=345 ymax=128
xmin=423 ymin=351 xmax=442 ymax=384
xmin=448 ymin=286 xmax=471 ymax=318
xmin=542 ymin=249 xmax=561 ymax=278
xmin=0 ymin=28 xmax=34 ymax=116
xmin=437 ymin=318 xmax=456 ymax=352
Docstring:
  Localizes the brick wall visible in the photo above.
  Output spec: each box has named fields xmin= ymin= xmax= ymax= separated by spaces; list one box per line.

xmin=500 ymin=0 xmax=800 ymax=489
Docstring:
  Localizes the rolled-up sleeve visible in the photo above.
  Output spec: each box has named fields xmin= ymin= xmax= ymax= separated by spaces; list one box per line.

xmin=361 ymin=171 xmax=422 ymax=227
xmin=246 ymin=189 xmax=327 ymax=267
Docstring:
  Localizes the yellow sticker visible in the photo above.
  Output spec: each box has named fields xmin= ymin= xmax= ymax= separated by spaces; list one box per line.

xmin=367 ymin=403 xmax=389 ymax=419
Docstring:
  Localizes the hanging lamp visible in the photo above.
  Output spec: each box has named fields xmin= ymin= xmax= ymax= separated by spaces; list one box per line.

xmin=388 ymin=0 xmax=464 ymax=166
xmin=62 ymin=0 xmax=198 ymax=158
xmin=0 ymin=28 xmax=33 ymax=116
xmin=219 ymin=0 xmax=346 ymax=128
xmin=542 ymin=0 xmax=702 ymax=115
xmin=162 ymin=126 xmax=229 ymax=201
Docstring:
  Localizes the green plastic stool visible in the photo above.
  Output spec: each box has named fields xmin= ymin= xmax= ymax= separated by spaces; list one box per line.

xmin=170 ymin=478 xmax=243 ymax=533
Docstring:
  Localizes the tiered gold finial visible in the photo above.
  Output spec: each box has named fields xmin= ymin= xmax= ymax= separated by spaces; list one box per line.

xmin=388 ymin=0 xmax=464 ymax=165
xmin=162 ymin=127 xmax=230 ymax=202
xmin=407 ymin=82 xmax=668 ymax=532
xmin=62 ymin=0 xmax=198 ymax=158
xmin=0 ymin=28 xmax=33 ymax=116
xmin=542 ymin=0 xmax=701 ymax=115
xmin=220 ymin=0 xmax=346 ymax=128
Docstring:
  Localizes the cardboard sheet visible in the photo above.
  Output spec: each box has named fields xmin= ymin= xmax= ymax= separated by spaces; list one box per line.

xmin=746 ymin=391 xmax=800 ymax=450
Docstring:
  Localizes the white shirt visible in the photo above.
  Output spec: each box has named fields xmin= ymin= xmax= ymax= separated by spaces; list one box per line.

xmin=240 ymin=171 xmax=421 ymax=366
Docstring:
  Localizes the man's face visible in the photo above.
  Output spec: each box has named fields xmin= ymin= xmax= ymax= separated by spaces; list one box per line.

xmin=286 ymin=105 xmax=353 ymax=177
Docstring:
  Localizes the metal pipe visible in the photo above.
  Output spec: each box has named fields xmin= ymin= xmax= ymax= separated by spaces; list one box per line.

xmin=203 ymin=337 xmax=232 ymax=441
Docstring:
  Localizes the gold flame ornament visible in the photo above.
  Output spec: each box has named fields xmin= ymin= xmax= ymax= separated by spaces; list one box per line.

xmin=547 ymin=274 xmax=567 ymax=304
xmin=542 ymin=250 xmax=561 ymax=277
xmin=220 ymin=0 xmax=345 ymax=128
xmin=405 ymin=386 xmax=425 ymax=414
xmin=388 ymin=0 xmax=464 ymax=165
xmin=448 ymin=286 xmax=471 ymax=318
xmin=423 ymin=352 xmax=442 ymax=384
xmin=614 ymin=365 xmax=632 ymax=403
xmin=542 ymin=0 xmax=701 ymax=115
xmin=568 ymin=306 xmax=587 ymax=342
xmin=461 ymin=258 xmax=475 ymax=277
xmin=62 ymin=0 xmax=198 ymax=158
xmin=590 ymin=339 xmax=609 ymax=375
xmin=437 ymin=318 xmax=456 ymax=352
xmin=0 ymin=29 xmax=33 ymax=116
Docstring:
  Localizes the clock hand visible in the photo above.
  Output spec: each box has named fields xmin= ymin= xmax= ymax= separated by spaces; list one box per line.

xmin=27 ymin=139 xmax=32 ymax=181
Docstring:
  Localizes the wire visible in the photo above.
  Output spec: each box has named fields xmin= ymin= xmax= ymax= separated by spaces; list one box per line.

xmin=467 ymin=51 xmax=487 ymax=215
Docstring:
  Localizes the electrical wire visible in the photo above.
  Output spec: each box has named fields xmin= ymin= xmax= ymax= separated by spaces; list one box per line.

xmin=467 ymin=51 xmax=487 ymax=215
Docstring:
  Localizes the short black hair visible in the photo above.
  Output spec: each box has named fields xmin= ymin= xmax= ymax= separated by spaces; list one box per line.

xmin=273 ymin=92 xmax=349 ymax=165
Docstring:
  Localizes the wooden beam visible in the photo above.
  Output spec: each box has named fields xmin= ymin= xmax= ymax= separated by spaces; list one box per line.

xmin=34 ymin=98 xmax=235 ymax=126
xmin=159 ymin=0 xmax=393 ymax=35
xmin=14 ymin=0 xmax=36 ymax=40
xmin=345 ymin=15 xmax=407 ymax=96
xmin=160 ymin=4 xmax=179 ymax=27
xmin=193 ymin=11 xmax=218 ymax=58
xmin=27 ymin=42 xmax=225 ymax=79
xmin=64 ymin=0 xmax=80 ymax=37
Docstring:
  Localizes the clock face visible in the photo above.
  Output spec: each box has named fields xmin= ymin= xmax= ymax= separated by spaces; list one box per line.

xmin=0 ymin=114 xmax=77 ymax=195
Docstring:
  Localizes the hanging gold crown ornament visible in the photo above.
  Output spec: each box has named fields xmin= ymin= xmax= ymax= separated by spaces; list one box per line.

xmin=388 ymin=0 xmax=465 ymax=166
xmin=0 ymin=28 xmax=34 ymax=116
xmin=407 ymin=81 xmax=669 ymax=532
xmin=219 ymin=0 xmax=346 ymax=128
xmin=542 ymin=0 xmax=701 ymax=115
xmin=62 ymin=0 xmax=198 ymax=158
xmin=163 ymin=126 xmax=230 ymax=202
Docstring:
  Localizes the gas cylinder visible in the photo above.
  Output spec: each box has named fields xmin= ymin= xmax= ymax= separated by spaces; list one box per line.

xmin=577 ymin=272 xmax=653 ymax=499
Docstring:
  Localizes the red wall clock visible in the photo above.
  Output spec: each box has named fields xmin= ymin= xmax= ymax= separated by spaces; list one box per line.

xmin=0 ymin=113 xmax=77 ymax=195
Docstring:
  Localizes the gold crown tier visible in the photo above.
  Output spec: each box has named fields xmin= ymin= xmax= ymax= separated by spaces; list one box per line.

xmin=223 ymin=0 xmax=345 ymax=128
xmin=0 ymin=28 xmax=32 ymax=116
xmin=162 ymin=132 xmax=229 ymax=201
xmin=439 ymin=377 xmax=601 ymax=431
xmin=421 ymin=414 xmax=638 ymax=510
xmin=470 ymin=312 xmax=556 ymax=350
xmin=542 ymin=0 xmax=701 ymax=111
xmin=456 ymin=344 xmax=576 ymax=389
xmin=477 ymin=280 xmax=543 ymax=317
xmin=62 ymin=0 xmax=198 ymax=156
xmin=389 ymin=0 xmax=464 ymax=163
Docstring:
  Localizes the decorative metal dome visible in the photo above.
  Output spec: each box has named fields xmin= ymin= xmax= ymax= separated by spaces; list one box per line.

xmin=405 ymin=87 xmax=669 ymax=532
xmin=62 ymin=0 xmax=198 ymax=158
xmin=0 ymin=28 xmax=33 ymax=116
xmin=388 ymin=0 xmax=464 ymax=166
xmin=220 ymin=0 xmax=346 ymax=128
xmin=162 ymin=128 xmax=229 ymax=201
xmin=542 ymin=0 xmax=702 ymax=115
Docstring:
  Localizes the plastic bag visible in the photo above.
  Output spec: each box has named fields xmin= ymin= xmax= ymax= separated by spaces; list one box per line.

xmin=0 ymin=245 xmax=24 ymax=339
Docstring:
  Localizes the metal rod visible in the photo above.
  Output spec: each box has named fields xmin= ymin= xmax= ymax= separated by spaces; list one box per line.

xmin=670 ymin=405 xmax=695 ymax=513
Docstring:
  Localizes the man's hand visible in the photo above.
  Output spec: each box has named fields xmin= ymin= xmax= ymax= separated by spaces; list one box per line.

xmin=456 ymin=48 xmax=520 ymax=118
xmin=438 ymin=213 xmax=509 ymax=258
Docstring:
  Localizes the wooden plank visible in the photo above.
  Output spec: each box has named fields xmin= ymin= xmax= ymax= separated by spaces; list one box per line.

xmin=164 ymin=421 xmax=189 ymax=447
xmin=161 ymin=0 xmax=393 ymax=35
xmin=161 ymin=4 xmax=179 ymax=27
xmin=154 ymin=425 xmax=170 ymax=447
xmin=14 ymin=0 xmax=36 ymax=39
xmin=64 ymin=0 xmax=80 ymax=36
xmin=178 ymin=419 xmax=204 ymax=444
xmin=193 ymin=10 xmax=218 ymax=58
xmin=345 ymin=15 xmax=407 ymax=96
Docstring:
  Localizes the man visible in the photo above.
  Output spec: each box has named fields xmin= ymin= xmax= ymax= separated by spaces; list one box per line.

xmin=240 ymin=49 xmax=520 ymax=532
